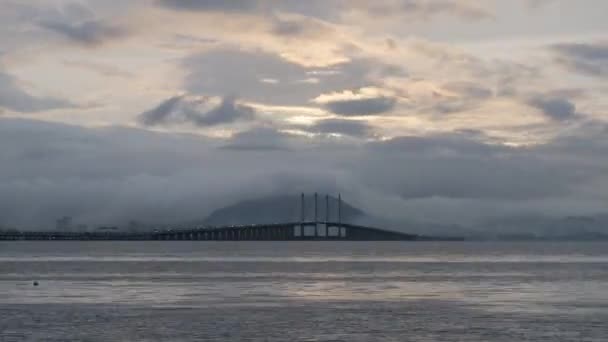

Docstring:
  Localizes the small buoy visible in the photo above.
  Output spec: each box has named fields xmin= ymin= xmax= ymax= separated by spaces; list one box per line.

xmin=33 ymin=281 xmax=39 ymax=286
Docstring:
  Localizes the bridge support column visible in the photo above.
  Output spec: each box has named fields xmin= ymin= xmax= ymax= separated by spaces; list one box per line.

xmin=300 ymin=193 xmax=306 ymax=239
xmin=260 ymin=227 xmax=267 ymax=240
xmin=314 ymin=192 xmax=318 ymax=238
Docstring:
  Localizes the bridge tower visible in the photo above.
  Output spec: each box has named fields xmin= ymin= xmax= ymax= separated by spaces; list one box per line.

xmin=338 ymin=193 xmax=341 ymax=225
xmin=314 ymin=192 xmax=318 ymax=237
xmin=300 ymin=192 xmax=305 ymax=237
xmin=338 ymin=193 xmax=343 ymax=237
xmin=325 ymin=194 xmax=329 ymax=237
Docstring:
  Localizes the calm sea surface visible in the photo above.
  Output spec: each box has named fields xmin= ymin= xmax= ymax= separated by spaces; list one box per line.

xmin=1 ymin=241 xmax=607 ymax=341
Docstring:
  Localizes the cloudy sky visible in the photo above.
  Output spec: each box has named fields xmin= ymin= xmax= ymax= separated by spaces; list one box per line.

xmin=1 ymin=0 xmax=607 ymax=229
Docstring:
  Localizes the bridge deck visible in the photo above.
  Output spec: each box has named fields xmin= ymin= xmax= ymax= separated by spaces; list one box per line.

xmin=0 ymin=221 xmax=422 ymax=241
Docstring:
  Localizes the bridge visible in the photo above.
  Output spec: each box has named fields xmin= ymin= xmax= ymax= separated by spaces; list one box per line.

xmin=0 ymin=194 xmax=449 ymax=241
xmin=0 ymin=222 xmax=419 ymax=241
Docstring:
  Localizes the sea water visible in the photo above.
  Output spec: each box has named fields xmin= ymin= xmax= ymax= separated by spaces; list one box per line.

xmin=1 ymin=241 xmax=607 ymax=341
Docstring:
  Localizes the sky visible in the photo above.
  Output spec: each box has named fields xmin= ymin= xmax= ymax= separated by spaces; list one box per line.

xmin=1 ymin=0 xmax=607 ymax=229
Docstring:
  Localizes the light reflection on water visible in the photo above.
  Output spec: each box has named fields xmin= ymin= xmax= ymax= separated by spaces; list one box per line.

xmin=1 ymin=241 xmax=607 ymax=341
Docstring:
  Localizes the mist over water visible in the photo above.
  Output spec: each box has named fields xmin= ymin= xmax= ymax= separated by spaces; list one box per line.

xmin=1 ymin=241 xmax=607 ymax=341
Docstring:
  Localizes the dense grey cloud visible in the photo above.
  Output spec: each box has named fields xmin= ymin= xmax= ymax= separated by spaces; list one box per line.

xmin=351 ymin=0 xmax=491 ymax=21
xmin=552 ymin=42 xmax=608 ymax=77
xmin=182 ymin=48 xmax=402 ymax=106
xmin=360 ymin=136 xmax=568 ymax=200
xmin=138 ymin=96 xmax=183 ymax=126
xmin=369 ymin=132 xmax=505 ymax=156
xmin=185 ymin=96 xmax=255 ymax=126
xmin=182 ymin=48 xmax=308 ymax=105
xmin=158 ymin=0 xmax=261 ymax=12
xmin=305 ymin=118 xmax=374 ymax=137
xmin=528 ymin=95 xmax=579 ymax=121
xmin=0 ymin=71 xmax=72 ymax=112
xmin=157 ymin=0 xmax=491 ymax=22
xmin=323 ymin=96 xmax=396 ymax=116
xmin=2 ymin=118 xmax=608 ymax=229
xmin=38 ymin=19 xmax=127 ymax=46
xmin=138 ymin=95 xmax=255 ymax=127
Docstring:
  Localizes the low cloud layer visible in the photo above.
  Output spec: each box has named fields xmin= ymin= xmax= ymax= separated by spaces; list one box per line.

xmin=1 ymin=118 xmax=608 ymax=229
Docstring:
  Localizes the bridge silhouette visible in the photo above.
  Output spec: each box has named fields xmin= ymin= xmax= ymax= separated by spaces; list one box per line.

xmin=0 ymin=194 xmax=435 ymax=241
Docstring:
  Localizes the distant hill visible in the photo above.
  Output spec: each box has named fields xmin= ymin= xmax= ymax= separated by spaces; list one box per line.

xmin=203 ymin=195 xmax=365 ymax=226
xmin=201 ymin=195 xmax=473 ymax=239
xmin=196 ymin=195 xmax=608 ymax=240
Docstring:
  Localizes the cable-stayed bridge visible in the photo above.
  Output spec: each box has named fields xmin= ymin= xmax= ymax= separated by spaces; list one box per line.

xmin=0 ymin=194 xmax=452 ymax=241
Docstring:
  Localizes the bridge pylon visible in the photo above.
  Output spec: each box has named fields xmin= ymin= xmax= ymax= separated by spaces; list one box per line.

xmin=314 ymin=192 xmax=318 ymax=237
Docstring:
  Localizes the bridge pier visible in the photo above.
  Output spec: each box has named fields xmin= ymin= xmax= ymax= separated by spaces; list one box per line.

xmin=262 ymin=227 xmax=269 ymax=240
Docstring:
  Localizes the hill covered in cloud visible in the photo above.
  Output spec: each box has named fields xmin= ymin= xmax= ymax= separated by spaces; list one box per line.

xmin=199 ymin=195 xmax=608 ymax=240
xmin=203 ymin=195 xmax=364 ymax=226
